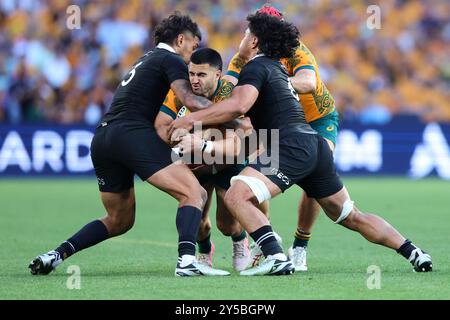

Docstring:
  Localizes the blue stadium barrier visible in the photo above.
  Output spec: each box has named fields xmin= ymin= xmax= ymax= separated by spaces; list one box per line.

xmin=0 ymin=115 xmax=449 ymax=179
xmin=0 ymin=124 xmax=94 ymax=176
xmin=334 ymin=115 xmax=450 ymax=179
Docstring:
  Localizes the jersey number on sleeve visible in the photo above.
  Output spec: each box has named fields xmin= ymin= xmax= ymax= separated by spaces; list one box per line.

xmin=121 ymin=61 xmax=143 ymax=87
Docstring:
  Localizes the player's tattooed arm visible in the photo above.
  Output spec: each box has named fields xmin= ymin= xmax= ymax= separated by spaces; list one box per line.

xmin=171 ymin=79 xmax=212 ymax=111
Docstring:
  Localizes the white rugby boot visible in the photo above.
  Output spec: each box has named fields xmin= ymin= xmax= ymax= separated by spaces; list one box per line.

xmin=288 ymin=246 xmax=308 ymax=272
xmin=175 ymin=255 xmax=230 ymax=276
xmin=240 ymin=253 xmax=294 ymax=276
xmin=29 ymin=250 xmax=63 ymax=275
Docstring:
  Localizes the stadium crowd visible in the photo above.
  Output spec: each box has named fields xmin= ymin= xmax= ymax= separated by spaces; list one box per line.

xmin=0 ymin=0 xmax=449 ymax=125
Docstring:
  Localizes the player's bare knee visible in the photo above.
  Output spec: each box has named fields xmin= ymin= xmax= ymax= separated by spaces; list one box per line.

xmin=330 ymin=199 xmax=356 ymax=226
xmin=193 ymin=186 xmax=208 ymax=208
xmin=224 ymin=185 xmax=255 ymax=210
xmin=180 ymin=185 xmax=208 ymax=208
xmin=103 ymin=211 xmax=135 ymax=236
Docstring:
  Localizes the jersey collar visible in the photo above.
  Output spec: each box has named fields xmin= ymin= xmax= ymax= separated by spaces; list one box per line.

xmin=251 ymin=53 xmax=265 ymax=61
xmin=210 ymin=79 xmax=223 ymax=99
xmin=156 ymin=42 xmax=176 ymax=53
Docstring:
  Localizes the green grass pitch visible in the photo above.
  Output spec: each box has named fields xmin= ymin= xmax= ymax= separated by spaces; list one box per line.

xmin=0 ymin=177 xmax=449 ymax=300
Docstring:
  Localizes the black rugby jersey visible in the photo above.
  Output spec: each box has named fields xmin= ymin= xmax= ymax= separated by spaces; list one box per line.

xmin=102 ymin=45 xmax=189 ymax=125
xmin=236 ymin=55 xmax=315 ymax=134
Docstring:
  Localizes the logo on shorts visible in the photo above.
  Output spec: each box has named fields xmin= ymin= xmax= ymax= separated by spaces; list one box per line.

xmin=97 ymin=178 xmax=105 ymax=186
xmin=326 ymin=125 xmax=334 ymax=132
xmin=270 ymin=168 xmax=290 ymax=185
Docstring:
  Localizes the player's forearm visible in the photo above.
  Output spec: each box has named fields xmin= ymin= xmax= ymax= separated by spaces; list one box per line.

xmin=183 ymin=93 xmax=213 ymax=112
xmin=171 ymin=79 xmax=212 ymax=111
xmin=189 ymin=100 xmax=243 ymax=127
xmin=154 ymin=113 xmax=173 ymax=145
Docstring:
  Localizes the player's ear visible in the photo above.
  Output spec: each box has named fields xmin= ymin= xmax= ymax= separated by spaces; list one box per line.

xmin=175 ymin=34 xmax=184 ymax=48
xmin=215 ymin=70 xmax=222 ymax=80
xmin=251 ymin=36 xmax=259 ymax=50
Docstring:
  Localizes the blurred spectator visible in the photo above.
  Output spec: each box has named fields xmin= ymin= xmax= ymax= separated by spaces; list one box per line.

xmin=0 ymin=0 xmax=449 ymax=125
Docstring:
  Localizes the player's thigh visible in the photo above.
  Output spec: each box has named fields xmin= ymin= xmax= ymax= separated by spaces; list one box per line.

xmin=147 ymin=162 xmax=206 ymax=204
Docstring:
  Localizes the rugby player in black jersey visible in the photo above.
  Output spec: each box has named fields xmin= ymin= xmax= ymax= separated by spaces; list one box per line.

xmin=29 ymin=13 xmax=229 ymax=277
xmin=169 ymin=12 xmax=432 ymax=275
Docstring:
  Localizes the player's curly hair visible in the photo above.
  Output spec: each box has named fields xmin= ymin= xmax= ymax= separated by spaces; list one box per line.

xmin=154 ymin=12 xmax=202 ymax=45
xmin=247 ymin=12 xmax=299 ymax=60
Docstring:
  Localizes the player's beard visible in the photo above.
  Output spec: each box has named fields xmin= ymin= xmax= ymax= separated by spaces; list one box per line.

xmin=193 ymin=84 xmax=211 ymax=98
xmin=192 ymin=86 xmax=203 ymax=96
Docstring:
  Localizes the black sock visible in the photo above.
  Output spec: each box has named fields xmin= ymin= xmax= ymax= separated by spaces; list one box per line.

xmin=55 ymin=241 xmax=76 ymax=260
xmin=396 ymin=239 xmax=416 ymax=259
xmin=293 ymin=228 xmax=311 ymax=248
xmin=231 ymin=230 xmax=247 ymax=242
xmin=197 ymin=233 xmax=212 ymax=254
xmin=249 ymin=225 xmax=283 ymax=257
xmin=176 ymin=206 xmax=202 ymax=257
xmin=55 ymin=220 xmax=109 ymax=260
